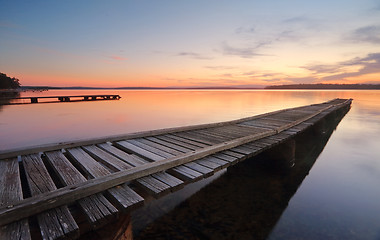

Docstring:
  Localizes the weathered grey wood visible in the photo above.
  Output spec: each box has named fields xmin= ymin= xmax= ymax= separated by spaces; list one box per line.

xmin=97 ymin=143 xmax=147 ymax=167
xmin=155 ymin=135 xmax=197 ymax=150
xmin=160 ymin=134 xmax=208 ymax=149
xmin=194 ymin=129 xmax=235 ymax=142
xmin=145 ymin=136 xmax=192 ymax=153
xmin=66 ymin=147 xmax=140 ymax=211
xmin=136 ymin=138 xmax=183 ymax=156
xmin=201 ymin=156 xmax=230 ymax=169
xmin=220 ymin=150 xmax=245 ymax=159
xmin=22 ymin=154 xmax=79 ymax=240
xmin=82 ymin=145 xmax=133 ymax=172
xmin=185 ymin=130 xmax=227 ymax=143
xmin=212 ymin=152 xmax=239 ymax=163
xmin=0 ymin=159 xmax=31 ymax=240
xmin=135 ymin=176 xmax=171 ymax=197
xmin=125 ymin=139 xmax=175 ymax=159
xmin=82 ymin=144 xmax=182 ymax=199
xmin=168 ymin=166 xmax=203 ymax=182
xmin=106 ymin=184 xmax=144 ymax=210
xmin=152 ymin=172 xmax=184 ymax=190
xmin=116 ymin=139 xmax=203 ymax=188
xmin=184 ymin=162 xmax=214 ymax=177
xmin=115 ymin=141 xmax=165 ymax=161
xmin=173 ymin=132 xmax=217 ymax=145
xmin=196 ymin=158 xmax=225 ymax=170
xmin=44 ymin=151 xmax=119 ymax=228
xmin=231 ymin=145 xmax=259 ymax=155
xmin=0 ymin=99 xmax=352 ymax=227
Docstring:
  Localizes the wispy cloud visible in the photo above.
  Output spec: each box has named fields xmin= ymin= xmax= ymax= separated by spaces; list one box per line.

xmin=176 ymin=52 xmax=212 ymax=60
xmin=282 ymin=16 xmax=311 ymax=24
xmin=349 ymin=25 xmax=380 ymax=44
xmin=235 ymin=26 xmax=255 ymax=35
xmin=322 ymin=53 xmax=380 ymax=81
xmin=301 ymin=53 xmax=380 ymax=81
xmin=221 ymin=42 xmax=268 ymax=58
xmin=204 ymin=66 xmax=236 ymax=70
xmin=108 ymin=55 xmax=127 ymax=61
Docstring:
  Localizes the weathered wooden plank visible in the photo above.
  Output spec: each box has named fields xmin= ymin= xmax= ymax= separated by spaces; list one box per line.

xmin=195 ymin=129 xmax=235 ymax=140
xmin=220 ymin=150 xmax=245 ymax=159
xmin=125 ymin=139 xmax=174 ymax=159
xmin=168 ymin=166 xmax=203 ymax=182
xmin=22 ymin=154 xmax=79 ymax=240
xmin=44 ymin=151 xmax=119 ymax=228
xmin=0 ymin=159 xmax=31 ymax=240
xmin=165 ymin=134 xmax=212 ymax=149
xmin=115 ymin=141 xmax=165 ymax=161
xmin=145 ymin=136 xmax=192 ymax=153
xmin=113 ymin=140 xmax=197 ymax=190
xmin=152 ymin=172 xmax=184 ymax=190
xmin=135 ymin=138 xmax=183 ymax=156
xmin=135 ymin=176 xmax=171 ymax=197
xmin=97 ymin=143 xmax=147 ymax=167
xmin=173 ymin=132 xmax=217 ymax=145
xmin=196 ymin=157 xmax=225 ymax=170
xmin=66 ymin=147 xmax=140 ymax=211
xmin=66 ymin=148 xmax=111 ymax=178
xmin=82 ymin=145 xmax=133 ymax=172
xmin=154 ymin=135 xmax=200 ymax=151
xmin=203 ymin=156 xmax=230 ymax=169
xmin=83 ymin=144 xmax=181 ymax=198
xmin=188 ymin=130 xmax=229 ymax=142
xmin=184 ymin=162 xmax=214 ymax=177
xmin=106 ymin=184 xmax=144 ymax=211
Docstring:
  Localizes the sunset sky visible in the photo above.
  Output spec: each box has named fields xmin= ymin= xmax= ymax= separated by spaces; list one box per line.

xmin=1 ymin=0 xmax=380 ymax=88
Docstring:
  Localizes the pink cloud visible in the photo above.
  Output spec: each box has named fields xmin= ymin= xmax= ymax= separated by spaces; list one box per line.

xmin=109 ymin=55 xmax=127 ymax=61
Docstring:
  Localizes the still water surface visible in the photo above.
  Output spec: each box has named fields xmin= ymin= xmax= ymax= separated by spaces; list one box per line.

xmin=1 ymin=90 xmax=379 ymax=239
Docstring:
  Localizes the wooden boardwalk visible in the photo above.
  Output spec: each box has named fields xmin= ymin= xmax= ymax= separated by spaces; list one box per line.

xmin=0 ymin=98 xmax=352 ymax=240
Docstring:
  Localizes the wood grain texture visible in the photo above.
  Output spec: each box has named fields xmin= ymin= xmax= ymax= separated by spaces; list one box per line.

xmin=0 ymin=159 xmax=31 ymax=240
xmin=22 ymin=154 xmax=79 ymax=240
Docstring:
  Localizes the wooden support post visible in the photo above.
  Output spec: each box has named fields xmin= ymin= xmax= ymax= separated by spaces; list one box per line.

xmin=30 ymin=98 xmax=38 ymax=103
xmin=92 ymin=96 xmax=97 ymax=100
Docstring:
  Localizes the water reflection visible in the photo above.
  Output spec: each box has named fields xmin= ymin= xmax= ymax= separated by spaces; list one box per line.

xmin=0 ymin=90 xmax=20 ymax=111
xmin=132 ymin=105 xmax=350 ymax=239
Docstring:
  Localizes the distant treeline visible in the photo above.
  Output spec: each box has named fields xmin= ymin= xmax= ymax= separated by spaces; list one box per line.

xmin=0 ymin=72 xmax=20 ymax=89
xmin=265 ymin=84 xmax=380 ymax=89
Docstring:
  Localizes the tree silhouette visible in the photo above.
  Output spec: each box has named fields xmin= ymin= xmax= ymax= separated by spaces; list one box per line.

xmin=0 ymin=72 xmax=20 ymax=89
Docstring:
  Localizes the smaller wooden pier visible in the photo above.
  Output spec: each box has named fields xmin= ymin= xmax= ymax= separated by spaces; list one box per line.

xmin=0 ymin=98 xmax=352 ymax=240
xmin=2 ymin=94 xmax=121 ymax=105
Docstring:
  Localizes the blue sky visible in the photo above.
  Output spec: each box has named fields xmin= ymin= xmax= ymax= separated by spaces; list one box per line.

xmin=1 ymin=0 xmax=380 ymax=87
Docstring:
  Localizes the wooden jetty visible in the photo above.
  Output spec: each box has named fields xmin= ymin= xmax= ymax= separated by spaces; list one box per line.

xmin=1 ymin=94 xmax=121 ymax=105
xmin=0 ymin=98 xmax=352 ymax=240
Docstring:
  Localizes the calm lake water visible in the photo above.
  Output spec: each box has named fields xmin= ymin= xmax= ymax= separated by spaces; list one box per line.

xmin=1 ymin=89 xmax=380 ymax=239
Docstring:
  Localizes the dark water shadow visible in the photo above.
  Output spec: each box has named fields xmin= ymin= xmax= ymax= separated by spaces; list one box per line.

xmin=133 ymin=108 xmax=350 ymax=240
xmin=0 ymin=91 xmax=20 ymax=111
